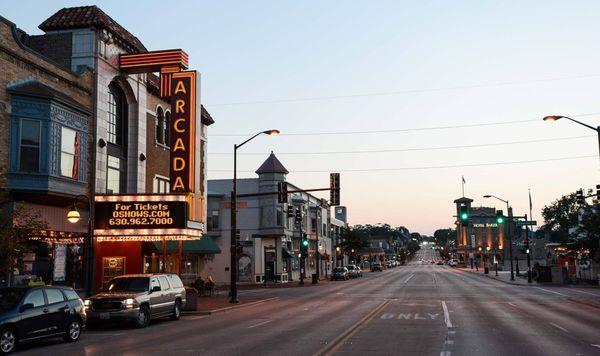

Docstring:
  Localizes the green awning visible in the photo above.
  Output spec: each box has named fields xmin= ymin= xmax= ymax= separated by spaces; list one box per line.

xmin=282 ymin=246 xmax=295 ymax=259
xmin=149 ymin=237 xmax=221 ymax=254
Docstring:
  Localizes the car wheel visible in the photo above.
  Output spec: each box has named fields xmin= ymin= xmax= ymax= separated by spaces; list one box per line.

xmin=136 ymin=305 xmax=150 ymax=328
xmin=0 ymin=328 xmax=17 ymax=354
xmin=64 ymin=319 xmax=81 ymax=343
xmin=170 ymin=300 xmax=182 ymax=321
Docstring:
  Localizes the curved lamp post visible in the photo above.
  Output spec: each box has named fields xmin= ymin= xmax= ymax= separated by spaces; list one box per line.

xmin=230 ymin=129 xmax=279 ymax=303
xmin=66 ymin=194 xmax=93 ymax=295
xmin=543 ymin=115 xmax=600 ymax=161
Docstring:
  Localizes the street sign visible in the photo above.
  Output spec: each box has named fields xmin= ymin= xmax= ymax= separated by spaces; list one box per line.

xmin=517 ymin=220 xmax=537 ymax=226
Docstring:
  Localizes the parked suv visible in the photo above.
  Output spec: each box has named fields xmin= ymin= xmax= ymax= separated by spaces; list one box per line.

xmin=371 ymin=263 xmax=383 ymax=272
xmin=332 ymin=267 xmax=350 ymax=281
xmin=345 ymin=265 xmax=360 ymax=278
xmin=85 ymin=274 xmax=186 ymax=328
xmin=0 ymin=286 xmax=85 ymax=354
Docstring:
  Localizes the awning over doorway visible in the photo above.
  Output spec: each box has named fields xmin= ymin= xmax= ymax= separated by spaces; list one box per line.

xmin=147 ymin=237 xmax=221 ymax=254
xmin=282 ymin=246 xmax=295 ymax=259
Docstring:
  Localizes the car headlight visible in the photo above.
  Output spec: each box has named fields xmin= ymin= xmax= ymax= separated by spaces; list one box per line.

xmin=123 ymin=298 xmax=135 ymax=309
xmin=84 ymin=299 xmax=91 ymax=307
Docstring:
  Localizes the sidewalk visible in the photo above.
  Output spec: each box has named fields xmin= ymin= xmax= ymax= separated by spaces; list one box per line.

xmin=458 ymin=266 xmax=537 ymax=286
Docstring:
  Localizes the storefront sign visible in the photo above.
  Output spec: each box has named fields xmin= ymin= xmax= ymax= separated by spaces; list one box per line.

xmin=170 ymin=71 xmax=197 ymax=193
xmin=53 ymin=244 xmax=67 ymax=282
xmin=95 ymin=200 xmax=186 ymax=230
xmin=473 ymin=223 xmax=498 ymax=228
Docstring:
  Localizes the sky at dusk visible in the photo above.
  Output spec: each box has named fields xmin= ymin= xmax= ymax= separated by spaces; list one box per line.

xmin=4 ymin=1 xmax=600 ymax=235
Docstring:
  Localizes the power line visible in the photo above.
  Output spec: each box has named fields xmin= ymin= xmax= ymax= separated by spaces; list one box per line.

xmin=207 ymin=73 xmax=600 ymax=107
xmin=208 ymin=135 xmax=592 ymax=155
xmin=208 ymin=155 xmax=595 ymax=173
xmin=209 ymin=112 xmax=600 ymax=137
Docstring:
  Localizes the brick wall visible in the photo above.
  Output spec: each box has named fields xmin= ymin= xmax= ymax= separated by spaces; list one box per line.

xmin=25 ymin=33 xmax=72 ymax=71
xmin=145 ymin=92 xmax=170 ymax=193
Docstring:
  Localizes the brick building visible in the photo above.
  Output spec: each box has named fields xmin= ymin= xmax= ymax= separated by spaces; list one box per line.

xmin=0 ymin=14 xmax=94 ymax=287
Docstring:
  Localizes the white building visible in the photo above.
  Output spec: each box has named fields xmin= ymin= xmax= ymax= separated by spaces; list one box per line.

xmin=204 ymin=153 xmax=333 ymax=284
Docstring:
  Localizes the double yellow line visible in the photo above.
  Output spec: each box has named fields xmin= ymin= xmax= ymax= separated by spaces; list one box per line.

xmin=313 ymin=299 xmax=392 ymax=356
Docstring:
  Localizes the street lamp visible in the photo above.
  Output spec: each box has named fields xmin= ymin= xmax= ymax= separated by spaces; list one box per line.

xmin=230 ymin=129 xmax=279 ymax=303
xmin=543 ymin=115 xmax=600 ymax=161
xmin=483 ymin=194 xmax=515 ymax=281
xmin=66 ymin=195 xmax=93 ymax=296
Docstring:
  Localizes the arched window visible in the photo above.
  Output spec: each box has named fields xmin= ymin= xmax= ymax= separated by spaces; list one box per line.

xmin=155 ymin=107 xmax=164 ymax=144
xmin=106 ymin=82 xmax=128 ymax=194
xmin=164 ymin=111 xmax=171 ymax=146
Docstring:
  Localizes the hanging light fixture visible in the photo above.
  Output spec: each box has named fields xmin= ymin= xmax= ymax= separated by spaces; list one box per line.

xmin=66 ymin=204 xmax=81 ymax=224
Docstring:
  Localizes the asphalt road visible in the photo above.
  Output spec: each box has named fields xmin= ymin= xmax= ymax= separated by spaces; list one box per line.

xmin=17 ymin=249 xmax=600 ymax=356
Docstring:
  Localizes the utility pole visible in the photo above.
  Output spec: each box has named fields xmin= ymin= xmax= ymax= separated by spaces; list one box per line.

xmin=525 ymin=214 xmax=532 ymax=283
xmin=508 ymin=207 xmax=515 ymax=281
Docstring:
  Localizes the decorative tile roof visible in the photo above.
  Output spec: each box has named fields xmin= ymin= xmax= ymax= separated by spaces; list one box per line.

xmin=39 ymin=6 xmax=147 ymax=53
xmin=256 ymin=152 xmax=289 ymax=175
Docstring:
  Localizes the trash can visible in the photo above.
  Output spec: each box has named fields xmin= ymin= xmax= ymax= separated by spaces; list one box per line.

xmin=311 ymin=273 xmax=318 ymax=284
xmin=538 ymin=266 xmax=552 ymax=282
xmin=183 ymin=287 xmax=198 ymax=311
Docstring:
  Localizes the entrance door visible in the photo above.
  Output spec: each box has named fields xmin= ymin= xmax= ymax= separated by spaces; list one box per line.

xmin=264 ymin=249 xmax=276 ymax=282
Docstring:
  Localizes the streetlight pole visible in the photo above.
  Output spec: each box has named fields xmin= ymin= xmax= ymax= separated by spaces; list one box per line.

xmin=483 ymin=194 xmax=514 ymax=281
xmin=230 ymin=129 xmax=279 ymax=304
xmin=543 ymin=115 xmax=600 ymax=163
xmin=66 ymin=194 xmax=94 ymax=296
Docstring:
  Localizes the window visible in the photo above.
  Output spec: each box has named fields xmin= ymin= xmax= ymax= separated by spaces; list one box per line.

xmin=155 ymin=107 xmax=164 ymax=144
xmin=150 ymin=277 xmax=160 ymax=291
xmin=23 ymin=289 xmax=45 ymax=308
xmin=107 ymin=84 xmax=127 ymax=146
xmin=158 ymin=276 xmax=170 ymax=290
xmin=19 ymin=119 xmax=41 ymax=172
xmin=277 ymin=206 xmax=284 ymax=226
xmin=60 ymin=127 xmax=78 ymax=178
xmin=207 ymin=210 xmax=219 ymax=231
xmin=323 ymin=224 xmax=327 ymax=237
xmin=45 ymin=288 xmax=65 ymax=304
xmin=107 ymin=155 xmax=122 ymax=194
xmin=164 ymin=111 xmax=171 ymax=146
xmin=311 ymin=218 xmax=317 ymax=233
xmin=153 ymin=175 xmax=170 ymax=193
xmin=62 ymin=289 xmax=79 ymax=301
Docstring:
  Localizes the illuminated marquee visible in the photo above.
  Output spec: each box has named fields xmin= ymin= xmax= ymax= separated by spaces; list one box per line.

xmin=94 ymin=200 xmax=186 ymax=230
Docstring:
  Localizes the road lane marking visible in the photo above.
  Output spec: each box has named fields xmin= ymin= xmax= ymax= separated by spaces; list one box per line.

xmin=403 ymin=274 xmax=415 ymax=284
xmin=442 ymin=301 xmax=453 ymax=328
xmin=591 ymin=344 xmax=600 ymax=349
xmin=314 ymin=299 xmax=392 ymax=356
xmin=507 ymin=302 xmax=517 ymax=307
xmin=535 ymin=287 xmax=568 ymax=297
xmin=549 ymin=322 xmax=569 ymax=333
xmin=248 ymin=319 xmax=272 ymax=329
xmin=186 ymin=315 xmax=209 ymax=321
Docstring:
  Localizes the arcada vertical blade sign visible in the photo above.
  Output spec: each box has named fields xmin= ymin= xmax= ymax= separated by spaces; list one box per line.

xmin=170 ymin=71 xmax=197 ymax=193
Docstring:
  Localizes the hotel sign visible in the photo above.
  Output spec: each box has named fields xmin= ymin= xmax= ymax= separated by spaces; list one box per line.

xmin=95 ymin=200 xmax=186 ymax=230
xmin=473 ymin=223 xmax=498 ymax=228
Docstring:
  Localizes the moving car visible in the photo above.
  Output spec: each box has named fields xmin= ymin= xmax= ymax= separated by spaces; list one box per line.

xmin=85 ymin=274 xmax=186 ymax=328
xmin=332 ymin=267 xmax=350 ymax=281
xmin=448 ymin=259 xmax=457 ymax=267
xmin=0 ymin=286 xmax=85 ymax=354
xmin=371 ymin=263 xmax=383 ymax=272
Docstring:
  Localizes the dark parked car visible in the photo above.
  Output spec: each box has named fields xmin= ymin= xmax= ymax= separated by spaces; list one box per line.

xmin=371 ymin=263 xmax=383 ymax=272
xmin=331 ymin=267 xmax=350 ymax=281
xmin=85 ymin=274 xmax=186 ymax=328
xmin=0 ymin=286 xmax=85 ymax=354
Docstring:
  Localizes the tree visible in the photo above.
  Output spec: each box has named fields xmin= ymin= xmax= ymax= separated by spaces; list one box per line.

xmin=576 ymin=205 xmax=600 ymax=262
xmin=339 ymin=227 xmax=369 ymax=260
xmin=0 ymin=200 xmax=48 ymax=286
xmin=541 ymin=193 xmax=579 ymax=243
xmin=433 ymin=228 xmax=455 ymax=247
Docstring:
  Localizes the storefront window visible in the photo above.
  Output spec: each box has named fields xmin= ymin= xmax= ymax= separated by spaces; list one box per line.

xmin=19 ymin=119 xmax=41 ymax=172
xmin=60 ymin=127 xmax=78 ymax=178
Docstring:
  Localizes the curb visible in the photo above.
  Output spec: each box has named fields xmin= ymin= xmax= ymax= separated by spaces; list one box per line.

xmin=458 ymin=268 xmax=532 ymax=286
xmin=182 ymin=297 xmax=279 ymax=316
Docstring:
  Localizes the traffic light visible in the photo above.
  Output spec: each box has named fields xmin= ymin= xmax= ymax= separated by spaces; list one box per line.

xmin=330 ymin=173 xmax=340 ymax=206
xmin=596 ymin=184 xmax=600 ymax=200
xmin=277 ymin=182 xmax=288 ymax=204
xmin=287 ymin=205 xmax=295 ymax=218
xmin=459 ymin=205 xmax=470 ymax=225
xmin=294 ymin=209 xmax=302 ymax=227
xmin=576 ymin=189 xmax=584 ymax=205
xmin=495 ymin=210 xmax=504 ymax=224
xmin=301 ymin=234 xmax=309 ymax=257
